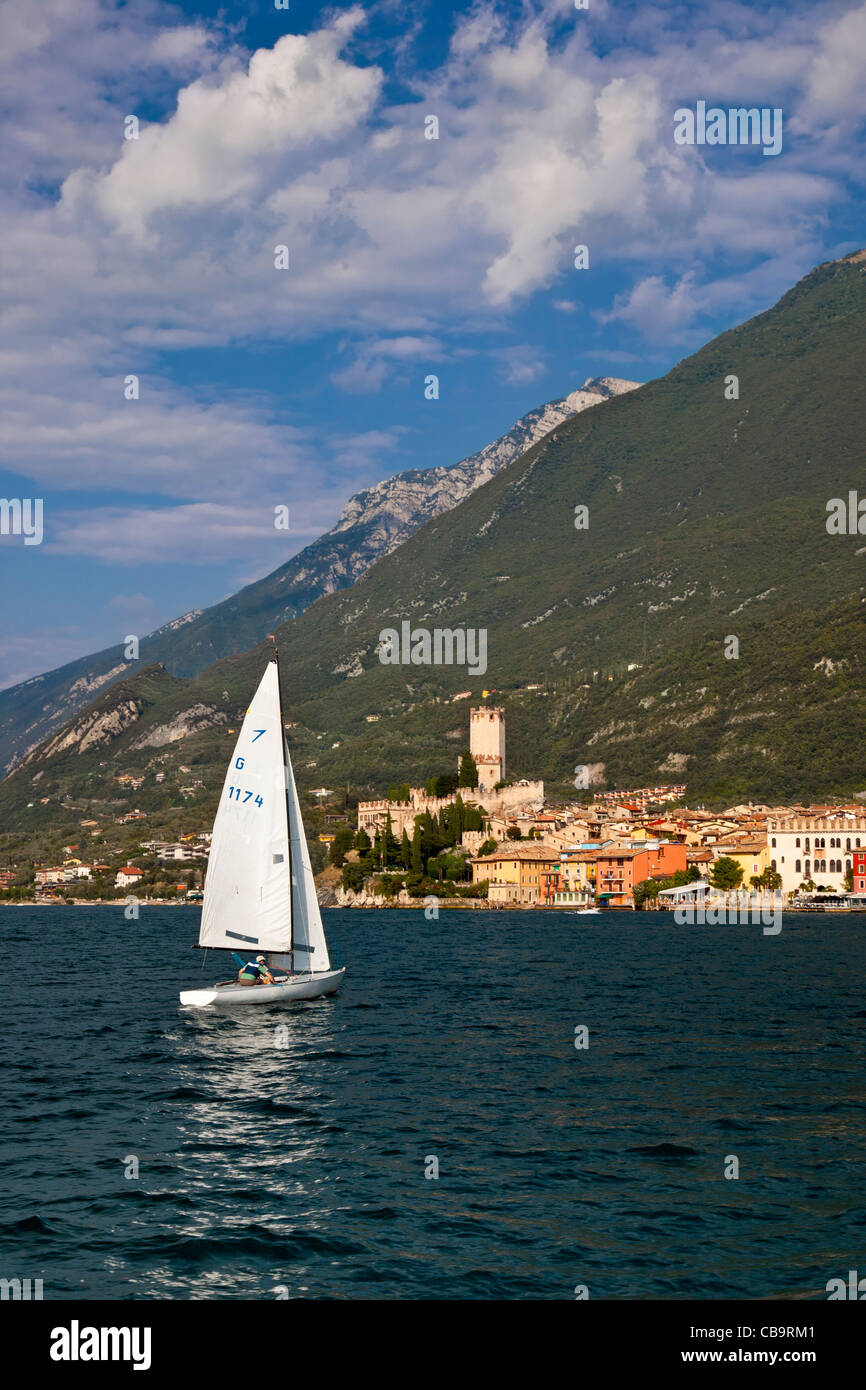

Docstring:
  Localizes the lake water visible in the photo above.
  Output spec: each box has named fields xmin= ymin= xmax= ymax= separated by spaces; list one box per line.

xmin=3 ymin=906 xmax=865 ymax=1299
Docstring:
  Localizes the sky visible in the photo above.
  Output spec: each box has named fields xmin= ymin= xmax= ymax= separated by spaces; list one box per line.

xmin=1 ymin=0 xmax=864 ymax=689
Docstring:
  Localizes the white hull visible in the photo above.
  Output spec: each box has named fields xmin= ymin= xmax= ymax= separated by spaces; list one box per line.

xmin=180 ymin=967 xmax=345 ymax=1009
xmin=573 ymin=908 xmax=600 ymax=915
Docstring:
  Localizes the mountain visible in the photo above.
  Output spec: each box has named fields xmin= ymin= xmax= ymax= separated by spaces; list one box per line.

xmin=0 ymin=376 xmax=638 ymax=773
xmin=4 ymin=251 xmax=866 ymax=843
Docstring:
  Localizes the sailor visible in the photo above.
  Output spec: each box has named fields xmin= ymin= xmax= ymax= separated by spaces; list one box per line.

xmin=237 ymin=954 xmax=274 ymax=986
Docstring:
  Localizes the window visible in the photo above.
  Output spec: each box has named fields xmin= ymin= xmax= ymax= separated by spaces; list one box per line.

xmin=771 ymin=860 xmax=777 ymax=872
xmin=805 ymin=838 xmax=810 ymax=851
xmin=795 ymin=838 xmax=800 ymax=848
xmin=771 ymin=837 xmax=776 ymax=848
xmin=795 ymin=860 xmax=801 ymax=874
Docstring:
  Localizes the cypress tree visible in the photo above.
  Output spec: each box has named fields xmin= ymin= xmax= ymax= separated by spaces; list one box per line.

xmin=411 ymin=825 xmax=423 ymax=875
xmin=458 ymin=750 xmax=478 ymax=788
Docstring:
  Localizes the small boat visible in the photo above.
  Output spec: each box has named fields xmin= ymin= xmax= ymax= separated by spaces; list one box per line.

xmin=180 ymin=655 xmax=345 ymax=1008
xmin=574 ymin=907 xmax=600 ymax=915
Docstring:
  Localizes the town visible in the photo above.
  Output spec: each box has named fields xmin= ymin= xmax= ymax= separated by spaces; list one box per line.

xmin=340 ymin=707 xmax=866 ymax=912
xmin=4 ymin=702 xmax=866 ymax=913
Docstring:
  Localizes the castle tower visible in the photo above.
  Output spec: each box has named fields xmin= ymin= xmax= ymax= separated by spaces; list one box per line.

xmin=469 ymin=706 xmax=505 ymax=793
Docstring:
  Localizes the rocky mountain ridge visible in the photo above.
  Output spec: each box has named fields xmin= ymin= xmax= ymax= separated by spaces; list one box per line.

xmin=0 ymin=376 xmax=638 ymax=771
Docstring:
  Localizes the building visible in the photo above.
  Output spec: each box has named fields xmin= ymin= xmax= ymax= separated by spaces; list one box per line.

xmin=767 ymin=813 xmax=866 ymax=895
xmin=711 ymin=836 xmax=770 ymax=883
xmin=597 ymin=785 xmax=685 ymax=807
xmin=555 ymin=845 xmax=607 ymax=903
xmin=35 ymin=865 xmax=91 ymax=886
xmin=116 ymin=866 xmax=145 ymax=888
xmin=156 ymin=842 xmax=207 ymax=863
xmin=595 ymin=842 xmax=688 ymax=909
xmin=553 ymin=847 xmax=601 ymax=907
xmin=469 ymin=705 xmax=505 ymax=793
xmin=853 ymin=850 xmax=866 ymax=894
xmin=469 ymin=845 xmax=561 ymax=905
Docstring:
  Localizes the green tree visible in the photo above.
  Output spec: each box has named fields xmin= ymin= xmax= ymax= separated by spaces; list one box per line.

xmin=383 ymin=811 xmax=399 ymax=866
xmin=400 ymin=829 xmax=411 ymax=870
xmin=411 ymin=825 xmax=423 ymax=876
xmin=342 ymin=862 xmax=366 ymax=892
xmin=434 ymin=773 xmax=459 ymax=798
xmin=710 ymin=856 xmax=744 ymax=891
xmin=329 ymin=825 xmax=354 ymax=867
xmin=353 ymin=827 xmax=371 ymax=854
xmin=458 ymin=750 xmax=478 ymax=788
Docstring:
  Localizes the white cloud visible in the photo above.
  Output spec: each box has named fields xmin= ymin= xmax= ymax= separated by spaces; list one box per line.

xmin=800 ymin=1 xmax=866 ymax=126
xmin=0 ymin=0 xmax=863 ymax=532
xmin=48 ymin=502 xmax=308 ymax=566
xmin=492 ymin=344 xmax=546 ymax=384
xmin=332 ymin=335 xmax=442 ymax=392
xmin=72 ymin=9 xmax=380 ymax=241
xmin=599 ymin=272 xmax=706 ymax=341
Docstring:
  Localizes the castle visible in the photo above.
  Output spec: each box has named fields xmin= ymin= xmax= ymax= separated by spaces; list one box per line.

xmin=357 ymin=705 xmax=543 ymax=836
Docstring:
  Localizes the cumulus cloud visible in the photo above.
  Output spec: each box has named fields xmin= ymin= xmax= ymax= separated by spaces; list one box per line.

xmin=599 ymin=273 xmax=706 ymax=341
xmin=1 ymin=0 xmax=864 ymax=548
xmin=71 ymin=9 xmax=380 ymax=240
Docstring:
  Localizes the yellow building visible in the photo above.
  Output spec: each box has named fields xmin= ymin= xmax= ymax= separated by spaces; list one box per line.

xmin=713 ymin=837 xmax=770 ymax=883
xmin=558 ymin=849 xmax=598 ymax=894
xmin=470 ymin=845 xmax=561 ymax=904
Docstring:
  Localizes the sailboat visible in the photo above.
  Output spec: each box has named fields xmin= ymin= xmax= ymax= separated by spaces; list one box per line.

xmin=179 ymin=656 xmax=345 ymax=1008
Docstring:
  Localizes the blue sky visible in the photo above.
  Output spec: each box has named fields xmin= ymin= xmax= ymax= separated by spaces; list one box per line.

xmin=1 ymin=0 xmax=864 ymax=687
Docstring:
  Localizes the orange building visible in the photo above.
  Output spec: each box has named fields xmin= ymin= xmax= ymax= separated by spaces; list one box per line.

xmin=595 ymin=842 xmax=687 ymax=909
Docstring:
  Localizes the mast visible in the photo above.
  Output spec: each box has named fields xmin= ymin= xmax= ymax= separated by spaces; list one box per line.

xmin=272 ymin=645 xmax=295 ymax=972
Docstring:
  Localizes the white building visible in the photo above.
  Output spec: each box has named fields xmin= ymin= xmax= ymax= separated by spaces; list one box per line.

xmin=767 ymin=813 xmax=866 ymax=895
xmin=116 ymin=867 xmax=144 ymax=888
xmin=156 ymin=843 xmax=206 ymax=862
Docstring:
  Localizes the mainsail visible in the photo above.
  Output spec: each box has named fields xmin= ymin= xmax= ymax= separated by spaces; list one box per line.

xmin=199 ymin=661 xmax=292 ymax=954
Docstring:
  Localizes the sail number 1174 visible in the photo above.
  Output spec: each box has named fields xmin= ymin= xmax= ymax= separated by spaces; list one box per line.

xmin=228 ymin=787 xmax=264 ymax=807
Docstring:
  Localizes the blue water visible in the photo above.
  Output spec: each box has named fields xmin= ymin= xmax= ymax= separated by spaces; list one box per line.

xmin=2 ymin=906 xmax=865 ymax=1300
